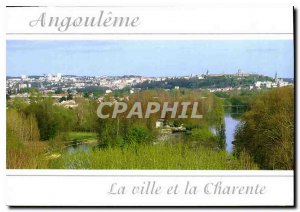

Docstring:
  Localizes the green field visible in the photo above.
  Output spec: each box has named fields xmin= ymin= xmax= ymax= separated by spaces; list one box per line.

xmin=68 ymin=131 xmax=98 ymax=141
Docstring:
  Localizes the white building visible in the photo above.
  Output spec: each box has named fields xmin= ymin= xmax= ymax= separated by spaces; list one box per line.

xmin=105 ymin=89 xmax=112 ymax=94
xmin=255 ymin=81 xmax=262 ymax=88
xmin=75 ymin=83 xmax=85 ymax=88
xmin=155 ymin=120 xmax=164 ymax=128
xmin=60 ymin=100 xmax=78 ymax=109
xmin=57 ymin=73 xmax=62 ymax=80
xmin=19 ymin=83 xmax=30 ymax=89
xmin=47 ymin=74 xmax=53 ymax=81
xmin=21 ymin=75 xmax=27 ymax=80
xmin=278 ymin=81 xmax=289 ymax=87
xmin=265 ymin=82 xmax=272 ymax=88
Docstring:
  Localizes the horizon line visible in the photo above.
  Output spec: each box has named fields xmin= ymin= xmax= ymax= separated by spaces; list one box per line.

xmin=6 ymin=73 xmax=293 ymax=79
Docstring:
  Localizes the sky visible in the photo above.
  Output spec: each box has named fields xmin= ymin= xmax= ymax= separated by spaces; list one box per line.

xmin=6 ymin=40 xmax=294 ymax=78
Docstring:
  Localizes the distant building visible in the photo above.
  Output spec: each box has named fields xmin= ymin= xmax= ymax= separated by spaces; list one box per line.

xmin=265 ymin=82 xmax=272 ymax=88
xmin=19 ymin=83 xmax=30 ymax=89
xmin=206 ymin=70 xmax=209 ymax=76
xmin=105 ymin=89 xmax=112 ymax=94
xmin=156 ymin=119 xmax=164 ymax=128
xmin=75 ymin=82 xmax=85 ymax=88
xmin=47 ymin=74 xmax=53 ymax=81
xmin=278 ymin=80 xmax=289 ymax=87
xmin=274 ymin=72 xmax=278 ymax=83
xmin=21 ymin=75 xmax=27 ymax=80
xmin=255 ymin=81 xmax=262 ymax=88
xmin=57 ymin=73 xmax=62 ymax=80
xmin=60 ymin=100 xmax=78 ymax=109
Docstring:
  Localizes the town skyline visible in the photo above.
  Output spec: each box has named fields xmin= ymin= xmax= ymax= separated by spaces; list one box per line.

xmin=6 ymin=70 xmax=293 ymax=79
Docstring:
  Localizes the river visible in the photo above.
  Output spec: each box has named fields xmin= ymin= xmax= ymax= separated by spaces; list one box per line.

xmin=224 ymin=115 xmax=240 ymax=152
xmin=67 ymin=143 xmax=92 ymax=153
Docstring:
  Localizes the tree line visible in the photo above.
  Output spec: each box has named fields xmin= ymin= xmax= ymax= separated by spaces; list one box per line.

xmin=7 ymin=89 xmax=226 ymax=150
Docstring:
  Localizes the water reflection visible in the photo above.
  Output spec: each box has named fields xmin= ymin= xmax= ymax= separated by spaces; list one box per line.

xmin=224 ymin=115 xmax=240 ymax=152
xmin=67 ymin=143 xmax=94 ymax=153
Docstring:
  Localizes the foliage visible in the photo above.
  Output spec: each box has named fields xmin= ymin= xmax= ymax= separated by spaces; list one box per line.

xmin=233 ymin=86 xmax=294 ymax=170
xmin=6 ymin=108 xmax=48 ymax=169
xmin=59 ymin=96 xmax=67 ymax=102
xmin=215 ymin=89 xmax=263 ymax=115
xmin=112 ymin=87 xmax=130 ymax=97
xmin=7 ymin=108 xmax=40 ymax=143
xmin=6 ymin=86 xmax=293 ymax=170
xmin=77 ymin=86 xmax=107 ymax=97
xmin=190 ymin=127 xmax=218 ymax=149
xmin=126 ymin=124 xmax=153 ymax=145
xmin=19 ymin=87 xmax=37 ymax=94
xmin=7 ymin=140 xmax=48 ymax=169
xmin=49 ymin=143 xmax=258 ymax=170
xmin=25 ymin=97 xmax=76 ymax=140
xmin=204 ymin=95 xmax=226 ymax=149
xmin=73 ymin=98 xmax=99 ymax=132
xmin=134 ymin=75 xmax=273 ymax=90
xmin=68 ymin=131 xmax=98 ymax=141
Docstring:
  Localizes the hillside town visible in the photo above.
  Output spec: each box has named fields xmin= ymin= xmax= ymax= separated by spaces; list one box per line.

xmin=6 ymin=71 xmax=293 ymax=108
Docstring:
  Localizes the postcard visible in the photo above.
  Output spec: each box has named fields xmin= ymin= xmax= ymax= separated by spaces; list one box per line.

xmin=4 ymin=0 xmax=295 ymax=207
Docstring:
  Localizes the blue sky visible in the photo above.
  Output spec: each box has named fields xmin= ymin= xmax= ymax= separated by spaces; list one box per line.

xmin=7 ymin=40 xmax=294 ymax=78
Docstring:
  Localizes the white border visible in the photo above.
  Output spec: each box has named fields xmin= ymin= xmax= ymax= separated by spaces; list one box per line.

xmin=6 ymin=170 xmax=294 ymax=206
xmin=3 ymin=0 xmax=296 ymax=207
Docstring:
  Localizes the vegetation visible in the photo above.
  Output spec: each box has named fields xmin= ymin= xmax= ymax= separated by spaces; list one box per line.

xmin=6 ymin=86 xmax=294 ymax=170
xmin=77 ymin=86 xmax=107 ymax=98
xmin=49 ymin=143 xmax=258 ymax=170
xmin=7 ymin=108 xmax=48 ymax=169
xmin=134 ymin=75 xmax=273 ymax=90
xmin=234 ymin=86 xmax=294 ymax=170
xmin=25 ymin=97 xmax=75 ymax=140
xmin=68 ymin=131 xmax=97 ymax=141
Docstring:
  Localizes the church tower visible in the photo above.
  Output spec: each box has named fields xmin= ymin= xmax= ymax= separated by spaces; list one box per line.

xmin=274 ymin=72 xmax=278 ymax=83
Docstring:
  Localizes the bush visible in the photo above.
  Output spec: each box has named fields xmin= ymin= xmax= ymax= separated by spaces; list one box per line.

xmin=190 ymin=127 xmax=218 ymax=149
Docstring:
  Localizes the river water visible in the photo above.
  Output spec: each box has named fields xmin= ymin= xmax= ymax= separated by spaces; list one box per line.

xmin=67 ymin=143 xmax=91 ymax=153
xmin=224 ymin=115 xmax=240 ymax=152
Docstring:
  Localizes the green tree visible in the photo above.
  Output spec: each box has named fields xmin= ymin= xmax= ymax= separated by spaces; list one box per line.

xmin=190 ymin=127 xmax=218 ymax=149
xmin=26 ymin=94 xmax=76 ymax=140
xmin=234 ymin=86 xmax=294 ymax=170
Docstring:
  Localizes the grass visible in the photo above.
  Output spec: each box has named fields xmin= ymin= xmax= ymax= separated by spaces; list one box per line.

xmin=7 ymin=141 xmax=49 ymax=169
xmin=48 ymin=143 xmax=258 ymax=170
xmin=7 ymin=132 xmax=258 ymax=170
xmin=68 ymin=131 xmax=98 ymax=141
